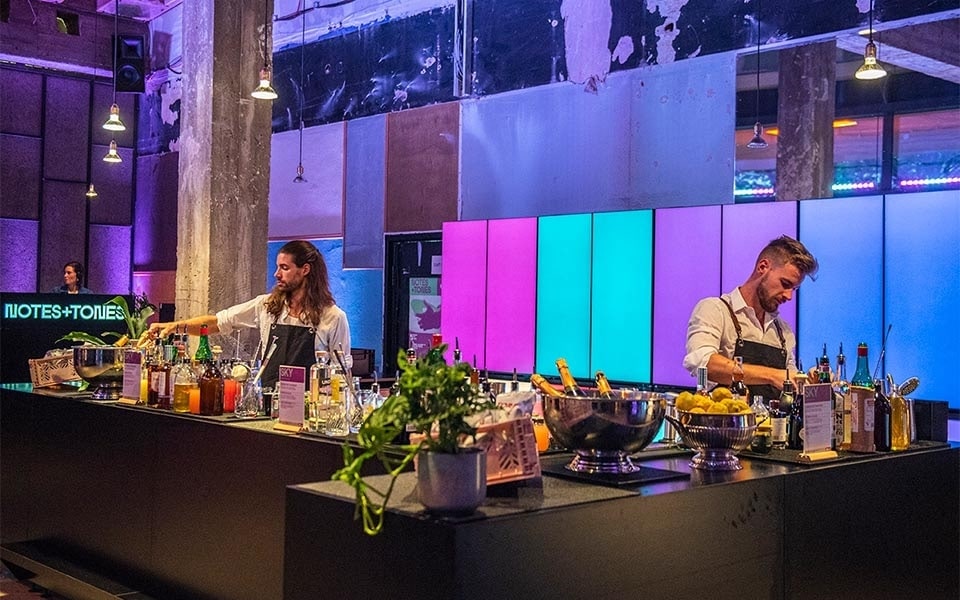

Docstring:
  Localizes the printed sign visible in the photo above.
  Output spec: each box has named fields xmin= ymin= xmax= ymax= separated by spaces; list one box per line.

xmin=121 ymin=350 xmax=142 ymax=403
xmin=408 ymin=277 xmax=441 ymax=355
xmin=277 ymin=365 xmax=305 ymax=431
xmin=801 ymin=383 xmax=833 ymax=453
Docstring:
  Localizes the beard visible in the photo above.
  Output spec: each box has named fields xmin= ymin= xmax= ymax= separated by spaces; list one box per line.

xmin=757 ymin=274 xmax=781 ymax=313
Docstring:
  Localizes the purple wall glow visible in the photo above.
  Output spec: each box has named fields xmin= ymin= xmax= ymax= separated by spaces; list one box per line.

xmin=653 ymin=205 xmax=722 ymax=386
xmin=440 ymin=220 xmax=488 ymax=368
xmin=721 ymin=202 xmax=799 ymax=335
xmin=0 ymin=218 xmax=39 ymax=292
xmin=484 ymin=218 xmax=538 ymax=373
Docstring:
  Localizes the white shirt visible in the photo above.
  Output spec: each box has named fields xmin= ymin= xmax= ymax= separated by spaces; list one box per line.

xmin=682 ymin=287 xmax=796 ymax=383
xmin=215 ymin=294 xmax=352 ymax=368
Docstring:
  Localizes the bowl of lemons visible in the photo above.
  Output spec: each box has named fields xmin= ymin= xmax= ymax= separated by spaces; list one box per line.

xmin=666 ymin=387 xmax=756 ymax=471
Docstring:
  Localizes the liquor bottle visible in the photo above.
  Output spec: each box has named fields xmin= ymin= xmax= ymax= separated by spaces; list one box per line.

xmin=771 ymin=381 xmax=793 ymax=450
xmin=818 ymin=343 xmax=831 ymax=383
xmin=156 ymin=339 xmax=173 ymax=410
xmin=873 ymin=379 xmax=892 ymax=451
xmin=324 ymin=365 xmax=349 ymax=436
xmin=595 ymin=370 xmax=614 ymax=398
xmin=453 ymin=337 xmax=462 ymax=365
xmin=787 ymin=381 xmax=804 ymax=450
xmin=750 ymin=394 xmax=769 ymax=428
xmin=146 ymin=338 xmax=161 ymax=407
xmin=555 ymin=358 xmax=584 ymax=396
xmin=836 ymin=343 xmax=847 ymax=384
xmin=198 ymin=358 xmax=224 ymax=416
xmin=308 ymin=351 xmax=329 ymax=432
xmin=696 ymin=366 xmax=711 ymax=400
xmin=510 ymin=368 xmax=520 ymax=393
xmin=172 ymin=347 xmax=197 ymax=413
xmin=850 ymin=343 xmax=872 ymax=388
xmin=530 ymin=374 xmax=563 ymax=398
xmin=730 ymin=356 xmax=749 ymax=400
xmin=889 ymin=385 xmax=910 ymax=451
xmin=194 ymin=323 xmax=213 ymax=363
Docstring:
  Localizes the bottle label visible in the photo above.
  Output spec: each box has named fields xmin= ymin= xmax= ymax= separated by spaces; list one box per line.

xmin=771 ymin=417 xmax=787 ymax=442
xmin=863 ymin=398 xmax=875 ymax=432
xmin=850 ymin=394 xmax=860 ymax=433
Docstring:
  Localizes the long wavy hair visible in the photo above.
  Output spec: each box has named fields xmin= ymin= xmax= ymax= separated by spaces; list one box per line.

xmin=264 ymin=241 xmax=334 ymax=327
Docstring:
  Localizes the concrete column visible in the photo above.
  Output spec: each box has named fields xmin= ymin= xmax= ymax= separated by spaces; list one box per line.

xmin=176 ymin=0 xmax=272 ymax=320
xmin=775 ymin=41 xmax=836 ymax=201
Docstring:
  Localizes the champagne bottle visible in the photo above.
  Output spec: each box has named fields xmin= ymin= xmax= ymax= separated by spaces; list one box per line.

xmin=530 ymin=374 xmax=563 ymax=397
xmin=594 ymin=370 xmax=613 ymax=398
xmin=850 ymin=343 xmax=872 ymax=388
xmin=555 ymin=358 xmax=584 ymax=396
xmin=873 ymin=379 xmax=892 ymax=451
xmin=194 ymin=323 xmax=213 ymax=363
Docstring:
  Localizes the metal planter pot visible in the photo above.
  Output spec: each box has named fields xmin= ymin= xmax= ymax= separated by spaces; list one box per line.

xmin=416 ymin=448 xmax=486 ymax=515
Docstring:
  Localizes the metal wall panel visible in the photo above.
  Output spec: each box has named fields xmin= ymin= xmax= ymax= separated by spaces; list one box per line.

xmin=653 ymin=205 xmax=723 ymax=387
xmin=343 ymin=114 xmax=386 ymax=268
xmin=268 ymin=122 xmax=345 ymax=239
xmin=0 ymin=218 xmax=39 ymax=292
xmin=43 ymin=76 xmax=90 ymax=183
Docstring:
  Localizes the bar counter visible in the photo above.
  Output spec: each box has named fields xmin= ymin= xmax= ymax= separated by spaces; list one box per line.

xmin=2 ymin=385 xmax=958 ymax=600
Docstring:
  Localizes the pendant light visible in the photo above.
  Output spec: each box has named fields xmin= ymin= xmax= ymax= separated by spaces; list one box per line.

xmin=251 ymin=0 xmax=278 ymax=100
xmin=293 ymin=7 xmax=306 ymax=183
xmin=102 ymin=0 xmax=126 ymax=132
xmin=855 ymin=0 xmax=887 ymax=80
xmin=85 ymin=183 xmax=99 ymax=199
xmin=103 ymin=139 xmax=122 ymax=163
xmin=746 ymin=0 xmax=767 ymax=149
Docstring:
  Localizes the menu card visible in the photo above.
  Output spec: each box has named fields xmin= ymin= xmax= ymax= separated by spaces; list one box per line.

xmin=799 ymin=383 xmax=837 ymax=460
xmin=275 ymin=365 xmax=305 ymax=432
xmin=120 ymin=350 xmax=142 ymax=404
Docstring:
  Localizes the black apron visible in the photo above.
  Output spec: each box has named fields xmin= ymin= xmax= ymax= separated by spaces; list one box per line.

xmin=259 ymin=322 xmax=316 ymax=391
xmin=719 ymin=298 xmax=787 ymax=401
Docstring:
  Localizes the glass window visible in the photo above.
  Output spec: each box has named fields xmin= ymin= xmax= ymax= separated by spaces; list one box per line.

xmin=894 ymin=109 xmax=960 ymax=192
xmin=734 ymin=126 xmax=777 ymax=202
xmin=833 ymin=117 xmax=882 ymax=196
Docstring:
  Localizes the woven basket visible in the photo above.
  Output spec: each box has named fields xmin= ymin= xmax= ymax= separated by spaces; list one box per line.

xmin=28 ymin=355 xmax=81 ymax=387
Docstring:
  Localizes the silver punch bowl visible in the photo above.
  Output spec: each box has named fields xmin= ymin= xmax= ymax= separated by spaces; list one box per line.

xmin=542 ymin=390 xmax=667 ymax=474
xmin=73 ymin=346 xmax=126 ymax=400
xmin=666 ymin=410 xmax=757 ymax=471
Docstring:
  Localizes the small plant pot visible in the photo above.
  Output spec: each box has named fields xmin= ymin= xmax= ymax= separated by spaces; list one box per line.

xmin=416 ymin=447 xmax=487 ymax=514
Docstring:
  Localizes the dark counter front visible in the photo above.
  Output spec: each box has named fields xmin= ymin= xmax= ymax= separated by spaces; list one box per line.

xmin=284 ymin=446 xmax=960 ymax=600
xmin=0 ymin=385 xmax=393 ymax=600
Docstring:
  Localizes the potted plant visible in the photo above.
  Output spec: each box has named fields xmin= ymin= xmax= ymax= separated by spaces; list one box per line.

xmin=59 ymin=293 xmax=155 ymax=346
xmin=331 ymin=344 xmax=495 ymax=535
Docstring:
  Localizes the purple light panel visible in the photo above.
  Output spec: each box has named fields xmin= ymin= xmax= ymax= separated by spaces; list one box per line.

xmin=484 ymin=218 xmax=537 ymax=373
xmin=440 ymin=220 xmax=488 ymax=368
xmin=653 ymin=205 xmax=722 ymax=386
xmin=721 ymin=202 xmax=799 ymax=334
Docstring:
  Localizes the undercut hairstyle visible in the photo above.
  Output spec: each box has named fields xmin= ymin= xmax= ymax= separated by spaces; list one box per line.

xmin=758 ymin=235 xmax=819 ymax=279
xmin=265 ymin=240 xmax=335 ymax=326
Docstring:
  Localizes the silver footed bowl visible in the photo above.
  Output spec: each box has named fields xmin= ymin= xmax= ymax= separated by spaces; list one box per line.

xmin=73 ymin=346 xmax=126 ymax=400
xmin=666 ymin=410 xmax=756 ymax=471
xmin=542 ymin=390 xmax=667 ymax=474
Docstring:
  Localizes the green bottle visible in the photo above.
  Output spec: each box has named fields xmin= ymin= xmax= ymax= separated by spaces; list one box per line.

xmin=850 ymin=342 xmax=872 ymax=388
xmin=194 ymin=323 xmax=213 ymax=363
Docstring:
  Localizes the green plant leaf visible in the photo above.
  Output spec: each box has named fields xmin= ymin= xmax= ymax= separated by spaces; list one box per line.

xmin=57 ymin=332 xmax=107 ymax=346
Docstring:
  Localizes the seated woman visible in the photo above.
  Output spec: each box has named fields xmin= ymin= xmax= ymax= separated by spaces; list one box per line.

xmin=51 ymin=261 xmax=93 ymax=294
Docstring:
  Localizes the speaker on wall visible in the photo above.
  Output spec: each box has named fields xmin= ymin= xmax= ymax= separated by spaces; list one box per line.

xmin=114 ymin=34 xmax=145 ymax=93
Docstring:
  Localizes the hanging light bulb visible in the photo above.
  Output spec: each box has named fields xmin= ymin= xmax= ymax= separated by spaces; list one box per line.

xmin=102 ymin=103 xmax=126 ymax=131
xmin=85 ymin=183 xmax=99 ymax=198
xmin=855 ymin=0 xmax=887 ymax=80
xmin=103 ymin=140 xmax=122 ymax=163
xmin=251 ymin=67 xmax=278 ymax=100
xmin=251 ymin=0 xmax=278 ymax=100
xmin=293 ymin=163 xmax=306 ymax=183
xmin=747 ymin=122 xmax=768 ymax=149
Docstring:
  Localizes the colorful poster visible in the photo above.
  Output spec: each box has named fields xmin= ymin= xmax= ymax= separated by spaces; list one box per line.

xmin=409 ymin=277 xmax=441 ymax=356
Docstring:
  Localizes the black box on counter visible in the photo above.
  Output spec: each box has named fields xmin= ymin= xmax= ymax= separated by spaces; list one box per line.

xmin=913 ymin=399 xmax=949 ymax=442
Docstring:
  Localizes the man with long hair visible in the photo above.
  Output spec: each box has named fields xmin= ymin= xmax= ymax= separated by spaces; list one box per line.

xmin=146 ymin=240 xmax=351 ymax=389
xmin=683 ymin=235 xmax=818 ymax=400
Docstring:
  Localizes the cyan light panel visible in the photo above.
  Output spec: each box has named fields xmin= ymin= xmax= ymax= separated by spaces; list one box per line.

xmin=536 ymin=214 xmax=592 ymax=378
xmin=798 ymin=195 xmax=884 ymax=373
xmin=721 ymin=202 xmax=799 ymax=336
xmin=485 ymin=218 xmax=538 ymax=374
xmin=653 ymin=205 xmax=723 ymax=386
xmin=884 ymin=191 xmax=960 ymax=408
xmin=591 ymin=210 xmax=653 ymax=382
xmin=440 ymin=220 xmax=488 ymax=369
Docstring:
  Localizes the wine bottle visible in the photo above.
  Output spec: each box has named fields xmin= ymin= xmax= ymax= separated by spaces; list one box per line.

xmin=554 ymin=358 xmax=584 ymax=396
xmin=530 ymin=374 xmax=563 ymax=398
xmin=850 ymin=343 xmax=872 ymax=388
xmin=198 ymin=358 xmax=224 ymax=416
xmin=873 ymin=379 xmax=892 ymax=451
xmin=595 ymin=370 xmax=613 ymax=398
xmin=769 ymin=393 xmax=788 ymax=450
xmin=730 ymin=356 xmax=749 ymax=400
xmin=787 ymin=381 xmax=804 ymax=450
xmin=194 ymin=323 xmax=213 ymax=363
xmin=818 ymin=343 xmax=831 ymax=383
